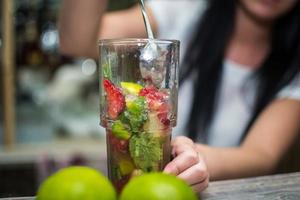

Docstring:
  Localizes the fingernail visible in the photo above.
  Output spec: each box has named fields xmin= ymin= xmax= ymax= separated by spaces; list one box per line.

xmin=171 ymin=148 xmax=176 ymax=157
xmin=163 ymin=167 xmax=171 ymax=174
xmin=163 ymin=165 xmax=177 ymax=176
xmin=163 ymin=165 xmax=173 ymax=174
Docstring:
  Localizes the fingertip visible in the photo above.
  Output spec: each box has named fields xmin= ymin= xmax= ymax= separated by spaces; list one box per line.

xmin=163 ymin=165 xmax=172 ymax=174
xmin=163 ymin=170 xmax=172 ymax=175
xmin=163 ymin=163 xmax=179 ymax=176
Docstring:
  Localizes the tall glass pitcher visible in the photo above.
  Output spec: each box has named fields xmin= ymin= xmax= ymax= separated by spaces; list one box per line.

xmin=99 ymin=39 xmax=179 ymax=192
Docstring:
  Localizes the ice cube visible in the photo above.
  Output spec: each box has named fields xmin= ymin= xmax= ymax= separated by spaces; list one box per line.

xmin=139 ymin=42 xmax=166 ymax=87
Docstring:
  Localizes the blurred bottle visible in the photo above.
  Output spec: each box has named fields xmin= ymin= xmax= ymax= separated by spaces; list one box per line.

xmin=38 ymin=0 xmax=61 ymax=71
xmin=16 ymin=0 xmax=44 ymax=68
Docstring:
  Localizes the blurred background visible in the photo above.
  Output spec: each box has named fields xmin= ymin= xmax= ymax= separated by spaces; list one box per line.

xmin=0 ymin=0 xmax=137 ymax=197
xmin=1 ymin=0 xmax=300 ymax=198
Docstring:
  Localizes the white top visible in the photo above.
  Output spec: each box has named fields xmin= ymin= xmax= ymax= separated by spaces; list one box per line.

xmin=148 ymin=0 xmax=300 ymax=147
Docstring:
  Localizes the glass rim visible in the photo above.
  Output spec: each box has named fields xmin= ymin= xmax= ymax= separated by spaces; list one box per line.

xmin=98 ymin=38 xmax=180 ymax=46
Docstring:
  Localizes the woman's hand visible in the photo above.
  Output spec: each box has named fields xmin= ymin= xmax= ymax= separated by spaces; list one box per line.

xmin=164 ymin=136 xmax=209 ymax=192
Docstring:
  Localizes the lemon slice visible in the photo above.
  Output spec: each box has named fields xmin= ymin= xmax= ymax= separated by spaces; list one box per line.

xmin=121 ymin=82 xmax=143 ymax=95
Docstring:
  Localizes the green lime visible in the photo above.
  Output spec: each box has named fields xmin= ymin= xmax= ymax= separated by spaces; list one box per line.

xmin=36 ymin=166 xmax=117 ymax=200
xmin=119 ymin=172 xmax=198 ymax=200
xmin=121 ymin=82 xmax=143 ymax=95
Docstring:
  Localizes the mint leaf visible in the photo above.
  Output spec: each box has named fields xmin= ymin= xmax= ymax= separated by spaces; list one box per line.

xmin=102 ymin=63 xmax=112 ymax=79
xmin=112 ymin=166 xmax=122 ymax=180
xmin=129 ymin=133 xmax=162 ymax=172
xmin=124 ymin=96 xmax=148 ymax=133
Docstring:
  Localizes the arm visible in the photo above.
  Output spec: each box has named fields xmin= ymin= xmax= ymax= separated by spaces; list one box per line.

xmin=58 ymin=0 xmax=157 ymax=58
xmin=164 ymin=99 xmax=300 ymax=191
xmin=197 ymin=99 xmax=300 ymax=180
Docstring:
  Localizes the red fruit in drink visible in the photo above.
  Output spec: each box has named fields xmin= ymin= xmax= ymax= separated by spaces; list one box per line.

xmin=139 ymin=87 xmax=165 ymax=109
xmin=103 ymin=79 xmax=125 ymax=119
xmin=115 ymin=175 xmax=130 ymax=193
xmin=157 ymin=113 xmax=170 ymax=126
xmin=139 ymin=87 xmax=164 ymax=102
xmin=108 ymin=132 xmax=129 ymax=154
xmin=139 ymin=86 xmax=170 ymax=125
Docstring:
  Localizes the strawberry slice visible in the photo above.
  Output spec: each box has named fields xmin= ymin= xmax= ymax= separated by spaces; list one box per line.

xmin=108 ymin=132 xmax=129 ymax=154
xmin=139 ymin=86 xmax=170 ymax=125
xmin=157 ymin=104 xmax=171 ymax=126
xmin=139 ymin=86 xmax=165 ymax=109
xmin=103 ymin=79 xmax=125 ymax=119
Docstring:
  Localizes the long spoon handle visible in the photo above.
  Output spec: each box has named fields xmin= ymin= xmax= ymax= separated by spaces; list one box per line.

xmin=139 ymin=0 xmax=154 ymax=39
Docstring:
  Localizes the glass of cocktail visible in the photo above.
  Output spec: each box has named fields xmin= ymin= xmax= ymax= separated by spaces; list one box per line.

xmin=99 ymin=39 xmax=179 ymax=192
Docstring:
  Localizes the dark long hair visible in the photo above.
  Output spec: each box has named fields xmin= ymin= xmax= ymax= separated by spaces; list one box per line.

xmin=181 ymin=0 xmax=300 ymax=142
